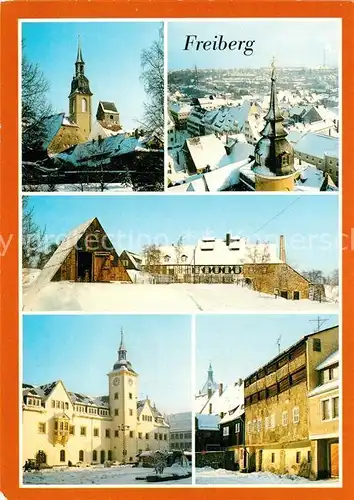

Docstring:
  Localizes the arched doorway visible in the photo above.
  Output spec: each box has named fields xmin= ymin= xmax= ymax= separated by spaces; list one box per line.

xmin=60 ymin=449 xmax=66 ymax=462
xmin=100 ymin=450 xmax=105 ymax=464
xmin=79 ymin=450 xmax=84 ymax=462
xmin=108 ymin=450 xmax=112 ymax=461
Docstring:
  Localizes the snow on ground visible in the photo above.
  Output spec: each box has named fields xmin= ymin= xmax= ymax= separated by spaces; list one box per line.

xmin=22 ymin=268 xmax=41 ymax=289
xmin=23 ymin=464 xmax=192 ymax=486
xmin=23 ymin=282 xmax=339 ymax=313
xmin=196 ymin=467 xmax=339 ymax=485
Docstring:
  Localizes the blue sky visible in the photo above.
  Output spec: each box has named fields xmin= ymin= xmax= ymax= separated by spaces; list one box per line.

xmin=168 ymin=19 xmax=340 ymax=70
xmin=25 ymin=194 xmax=338 ymax=273
xmin=23 ymin=315 xmax=191 ymax=414
xmin=21 ymin=21 xmax=161 ymax=130
xmin=196 ymin=314 xmax=339 ymax=391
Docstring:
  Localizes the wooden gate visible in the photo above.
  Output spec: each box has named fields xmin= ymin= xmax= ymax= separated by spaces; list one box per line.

xmin=330 ymin=442 xmax=339 ymax=477
xmin=93 ymin=253 xmax=110 ymax=282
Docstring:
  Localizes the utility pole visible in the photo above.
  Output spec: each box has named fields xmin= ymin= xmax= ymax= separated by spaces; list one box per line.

xmin=309 ymin=316 xmax=329 ymax=333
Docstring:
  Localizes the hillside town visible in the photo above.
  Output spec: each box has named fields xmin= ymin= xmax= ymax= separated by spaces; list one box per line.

xmin=195 ymin=320 xmax=339 ymax=484
xmin=167 ymin=65 xmax=339 ymax=192
xmin=22 ymin=27 xmax=164 ymax=192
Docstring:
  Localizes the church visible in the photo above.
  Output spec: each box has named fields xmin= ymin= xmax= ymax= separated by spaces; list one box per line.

xmin=22 ymin=331 xmax=170 ymax=467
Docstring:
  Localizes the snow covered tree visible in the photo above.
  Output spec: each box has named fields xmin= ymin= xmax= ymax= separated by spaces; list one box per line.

xmin=142 ymin=244 xmax=162 ymax=274
xmin=22 ymin=44 xmax=52 ymax=157
xmin=22 ymin=197 xmax=46 ymax=268
xmin=140 ymin=24 xmax=164 ymax=137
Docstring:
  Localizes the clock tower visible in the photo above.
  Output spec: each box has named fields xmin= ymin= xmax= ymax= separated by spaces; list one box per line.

xmin=108 ymin=328 xmax=138 ymax=463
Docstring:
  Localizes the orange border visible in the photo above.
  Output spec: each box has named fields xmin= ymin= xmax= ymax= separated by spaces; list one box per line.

xmin=1 ymin=1 xmax=354 ymax=498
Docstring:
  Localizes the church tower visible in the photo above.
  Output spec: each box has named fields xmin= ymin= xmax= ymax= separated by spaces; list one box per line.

xmin=200 ymin=362 xmax=218 ymax=399
xmin=108 ymin=329 xmax=138 ymax=463
xmin=253 ymin=61 xmax=296 ymax=191
xmin=68 ymin=38 xmax=93 ymax=141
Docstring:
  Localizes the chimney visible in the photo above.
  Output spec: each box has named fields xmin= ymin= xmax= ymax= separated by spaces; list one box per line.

xmin=219 ymin=383 xmax=223 ymax=396
xmin=226 ymin=233 xmax=231 ymax=247
xmin=279 ymin=235 xmax=286 ymax=263
xmin=207 ymin=388 xmax=212 ymax=400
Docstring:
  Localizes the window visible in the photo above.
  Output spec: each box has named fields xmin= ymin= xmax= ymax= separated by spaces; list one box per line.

xmin=51 ymin=400 xmax=55 ymax=408
xmin=69 ymin=425 xmax=75 ymax=435
xmin=209 ymin=403 xmax=212 ymax=414
xmin=56 ymin=401 xmax=60 ymax=409
xmin=129 ymin=431 xmax=134 ymax=438
xmin=313 ymin=338 xmax=321 ymax=352
xmin=296 ymin=451 xmax=301 ymax=464
xmin=293 ymin=407 xmax=300 ymax=424
xmin=270 ymin=414 xmax=276 ymax=429
xmin=223 ymin=426 xmax=229 ymax=437
xmin=252 ymin=420 xmax=257 ymax=432
xmin=129 ymin=393 xmax=133 ymax=400
xmin=265 ymin=417 xmax=269 ymax=430
xmin=115 ymin=430 xmax=119 ymax=437
xmin=82 ymin=98 xmax=87 ymax=112
xmin=114 ymin=409 xmax=118 ymax=416
xmin=38 ymin=423 xmax=46 ymax=433
xmin=129 ymin=409 xmax=133 ymax=416
xmin=65 ymin=402 xmax=69 ymax=410
xmin=164 ymin=434 xmax=167 ymax=441
xmin=155 ymin=433 xmax=158 ymax=440
xmin=105 ymin=429 xmax=110 ymax=438
xmin=60 ymin=450 xmax=66 ymax=462
xmin=235 ymin=423 xmax=240 ymax=434
xmin=79 ymin=450 xmax=84 ymax=462
xmin=145 ymin=433 xmax=149 ymax=440
xmin=114 ymin=393 xmax=118 ymax=400
xmin=94 ymin=428 xmax=99 ymax=437
xmin=322 ymin=399 xmax=330 ymax=420
xmin=282 ymin=411 xmax=288 ymax=426
xmin=332 ymin=396 xmax=339 ymax=418
xmin=108 ymin=450 xmax=112 ymax=461
xmin=247 ymin=421 xmax=252 ymax=433
xmin=92 ymin=450 xmax=97 ymax=461
xmin=307 ymin=451 xmax=312 ymax=463
xmin=138 ymin=432 xmax=142 ymax=439
xmin=80 ymin=426 xmax=87 ymax=436
xmin=271 ymin=453 xmax=275 ymax=463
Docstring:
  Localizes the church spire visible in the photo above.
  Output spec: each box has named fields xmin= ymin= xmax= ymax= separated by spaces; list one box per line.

xmin=118 ymin=328 xmax=127 ymax=361
xmin=76 ymin=36 xmax=84 ymax=64
xmin=253 ymin=59 xmax=295 ymax=177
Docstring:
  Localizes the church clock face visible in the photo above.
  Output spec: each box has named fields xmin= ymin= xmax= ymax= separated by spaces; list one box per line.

xmin=112 ymin=377 xmax=120 ymax=386
xmin=128 ymin=378 xmax=133 ymax=386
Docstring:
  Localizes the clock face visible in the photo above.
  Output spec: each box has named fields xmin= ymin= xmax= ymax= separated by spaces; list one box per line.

xmin=112 ymin=377 xmax=120 ymax=386
xmin=128 ymin=378 xmax=133 ymax=386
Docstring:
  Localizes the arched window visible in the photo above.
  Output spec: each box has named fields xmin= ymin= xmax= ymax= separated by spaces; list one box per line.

xmin=100 ymin=450 xmax=105 ymax=464
xmin=82 ymin=98 xmax=87 ymax=113
xmin=79 ymin=450 xmax=84 ymax=462
xmin=92 ymin=450 xmax=97 ymax=461
xmin=60 ymin=449 xmax=65 ymax=462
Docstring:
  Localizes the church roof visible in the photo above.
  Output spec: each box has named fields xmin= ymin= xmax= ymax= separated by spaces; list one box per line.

xmin=99 ymin=101 xmax=118 ymax=113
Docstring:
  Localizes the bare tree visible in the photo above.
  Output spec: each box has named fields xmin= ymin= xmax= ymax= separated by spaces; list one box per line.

xmin=142 ymin=244 xmax=162 ymax=274
xmin=245 ymin=241 xmax=271 ymax=294
xmin=22 ymin=197 xmax=46 ymax=268
xmin=140 ymin=24 xmax=164 ymax=137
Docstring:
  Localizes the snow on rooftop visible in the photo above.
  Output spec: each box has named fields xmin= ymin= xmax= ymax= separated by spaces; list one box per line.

xmin=308 ymin=378 xmax=339 ymax=398
xmin=316 ymin=350 xmax=339 ymax=371
xmin=196 ymin=414 xmax=220 ymax=431
xmin=294 ymin=132 xmax=339 ymax=159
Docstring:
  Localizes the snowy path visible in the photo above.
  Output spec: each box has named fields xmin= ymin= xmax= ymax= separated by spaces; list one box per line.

xmin=196 ymin=468 xmax=339 ymax=485
xmin=23 ymin=282 xmax=339 ymax=313
xmin=23 ymin=465 xmax=192 ymax=486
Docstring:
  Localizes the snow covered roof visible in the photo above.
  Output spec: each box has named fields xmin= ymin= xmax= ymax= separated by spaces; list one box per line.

xmin=219 ymin=403 xmax=245 ymax=425
xmin=308 ymin=379 xmax=339 ymax=398
xmin=26 ymin=218 xmax=95 ymax=298
xmin=204 ymin=102 xmax=251 ymax=132
xmin=24 ymin=113 xmax=65 ymax=151
xmin=294 ymin=132 xmax=339 ymax=160
xmin=316 ymin=350 xmax=339 ymax=371
xmin=167 ymin=412 xmax=192 ymax=432
xmin=199 ymin=382 xmax=244 ymax=416
xmin=196 ymin=414 xmax=220 ymax=431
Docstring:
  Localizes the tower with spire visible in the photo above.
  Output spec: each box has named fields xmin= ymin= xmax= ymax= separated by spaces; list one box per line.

xmin=68 ymin=37 xmax=93 ymax=141
xmin=107 ymin=328 xmax=138 ymax=462
xmin=200 ymin=362 xmax=218 ymax=398
xmin=252 ymin=60 xmax=296 ymax=191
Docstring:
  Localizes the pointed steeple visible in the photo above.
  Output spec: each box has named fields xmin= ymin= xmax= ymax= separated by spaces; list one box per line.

xmin=69 ymin=38 xmax=92 ymax=97
xmin=253 ymin=59 xmax=295 ymax=177
xmin=118 ymin=327 xmax=127 ymax=361
xmin=200 ymin=361 xmax=218 ymax=396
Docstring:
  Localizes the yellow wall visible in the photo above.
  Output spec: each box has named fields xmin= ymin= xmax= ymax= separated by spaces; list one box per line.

xmin=255 ymin=173 xmax=296 ymax=191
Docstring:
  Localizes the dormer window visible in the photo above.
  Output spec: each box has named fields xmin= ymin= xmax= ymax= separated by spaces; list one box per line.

xmin=181 ymin=254 xmax=188 ymax=263
xmin=164 ymin=255 xmax=170 ymax=263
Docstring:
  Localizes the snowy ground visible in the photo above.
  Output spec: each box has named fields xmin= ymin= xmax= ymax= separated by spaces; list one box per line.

xmin=23 ymin=281 xmax=339 ymax=312
xmin=23 ymin=464 xmax=192 ymax=486
xmin=196 ymin=467 xmax=339 ymax=486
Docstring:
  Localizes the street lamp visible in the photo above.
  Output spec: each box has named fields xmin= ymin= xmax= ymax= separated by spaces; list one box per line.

xmin=117 ymin=424 xmax=130 ymax=465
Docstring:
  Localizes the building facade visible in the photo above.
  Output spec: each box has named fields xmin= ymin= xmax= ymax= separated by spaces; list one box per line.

xmin=167 ymin=412 xmax=193 ymax=451
xmin=244 ymin=325 xmax=339 ymax=479
xmin=22 ymin=331 xmax=169 ymax=467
